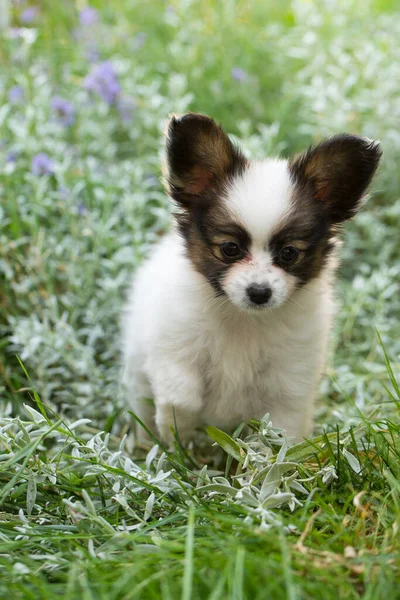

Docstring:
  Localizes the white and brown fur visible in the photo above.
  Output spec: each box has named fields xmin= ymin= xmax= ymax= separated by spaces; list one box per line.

xmin=122 ymin=113 xmax=382 ymax=444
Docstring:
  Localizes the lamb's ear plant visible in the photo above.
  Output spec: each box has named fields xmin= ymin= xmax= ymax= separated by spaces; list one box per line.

xmin=1 ymin=0 xmax=400 ymax=597
xmin=1 ymin=377 xmax=400 ymax=597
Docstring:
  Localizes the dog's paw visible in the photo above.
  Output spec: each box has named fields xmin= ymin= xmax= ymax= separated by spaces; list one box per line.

xmin=155 ymin=403 xmax=197 ymax=446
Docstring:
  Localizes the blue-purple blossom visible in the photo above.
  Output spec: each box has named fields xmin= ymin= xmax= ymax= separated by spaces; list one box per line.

xmin=77 ymin=201 xmax=87 ymax=216
xmin=7 ymin=150 xmax=20 ymax=163
xmin=117 ymin=97 xmax=136 ymax=124
xmin=51 ymin=96 xmax=75 ymax=126
xmin=86 ymin=43 xmax=99 ymax=63
xmin=8 ymin=86 xmax=24 ymax=104
xmin=31 ymin=153 xmax=54 ymax=176
xmin=58 ymin=186 xmax=70 ymax=200
xmin=71 ymin=27 xmax=99 ymax=61
xmin=84 ymin=61 xmax=121 ymax=105
xmin=79 ymin=6 xmax=98 ymax=26
xmin=231 ymin=67 xmax=248 ymax=82
xmin=9 ymin=28 xmax=23 ymax=39
xmin=20 ymin=6 xmax=39 ymax=24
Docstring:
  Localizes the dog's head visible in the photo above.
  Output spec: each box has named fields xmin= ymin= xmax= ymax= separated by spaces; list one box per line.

xmin=164 ymin=113 xmax=382 ymax=311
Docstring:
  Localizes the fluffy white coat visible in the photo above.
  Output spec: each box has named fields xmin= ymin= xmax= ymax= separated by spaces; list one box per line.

xmin=122 ymin=160 xmax=336 ymax=443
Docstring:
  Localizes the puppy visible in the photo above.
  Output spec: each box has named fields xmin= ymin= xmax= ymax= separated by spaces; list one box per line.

xmin=122 ymin=113 xmax=381 ymax=445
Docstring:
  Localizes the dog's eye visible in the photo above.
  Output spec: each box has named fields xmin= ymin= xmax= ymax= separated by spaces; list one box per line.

xmin=221 ymin=241 xmax=241 ymax=259
xmin=280 ymin=246 xmax=299 ymax=264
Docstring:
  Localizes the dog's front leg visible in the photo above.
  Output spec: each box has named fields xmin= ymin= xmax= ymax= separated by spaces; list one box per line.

xmin=150 ymin=360 xmax=203 ymax=445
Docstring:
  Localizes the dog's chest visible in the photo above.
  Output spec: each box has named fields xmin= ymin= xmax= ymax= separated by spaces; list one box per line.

xmin=197 ymin=317 xmax=283 ymax=426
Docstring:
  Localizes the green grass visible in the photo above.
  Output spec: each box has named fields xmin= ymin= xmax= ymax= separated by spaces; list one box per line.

xmin=1 ymin=1 xmax=400 ymax=598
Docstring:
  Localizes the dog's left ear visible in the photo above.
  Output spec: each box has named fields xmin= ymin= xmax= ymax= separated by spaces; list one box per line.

xmin=164 ymin=112 xmax=247 ymax=207
xmin=289 ymin=134 xmax=382 ymax=223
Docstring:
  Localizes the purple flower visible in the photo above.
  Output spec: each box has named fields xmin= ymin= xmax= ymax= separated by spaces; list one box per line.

xmin=77 ymin=201 xmax=87 ymax=216
xmin=20 ymin=6 xmax=39 ymax=24
xmin=31 ymin=153 xmax=54 ymax=176
xmin=8 ymin=85 xmax=24 ymax=104
xmin=7 ymin=150 xmax=20 ymax=163
xmin=86 ymin=43 xmax=99 ymax=63
xmin=79 ymin=6 xmax=98 ymax=26
xmin=84 ymin=61 xmax=121 ymax=105
xmin=51 ymin=96 xmax=75 ymax=126
xmin=58 ymin=185 xmax=70 ymax=200
xmin=9 ymin=28 xmax=23 ymax=39
xmin=117 ymin=97 xmax=136 ymax=124
xmin=231 ymin=67 xmax=248 ymax=82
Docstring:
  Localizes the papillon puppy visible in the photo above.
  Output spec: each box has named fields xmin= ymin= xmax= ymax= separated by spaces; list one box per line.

xmin=122 ymin=113 xmax=381 ymax=445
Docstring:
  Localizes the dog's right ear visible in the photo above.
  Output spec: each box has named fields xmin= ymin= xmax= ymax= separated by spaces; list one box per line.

xmin=164 ymin=112 xmax=247 ymax=207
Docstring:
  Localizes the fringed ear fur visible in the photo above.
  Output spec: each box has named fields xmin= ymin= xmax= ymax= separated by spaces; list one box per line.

xmin=289 ymin=134 xmax=382 ymax=223
xmin=164 ymin=112 xmax=247 ymax=207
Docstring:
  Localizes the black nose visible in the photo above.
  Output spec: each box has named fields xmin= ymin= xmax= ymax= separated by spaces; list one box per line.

xmin=247 ymin=285 xmax=272 ymax=305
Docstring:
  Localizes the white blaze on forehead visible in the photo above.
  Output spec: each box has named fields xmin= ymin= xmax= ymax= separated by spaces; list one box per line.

xmin=225 ymin=159 xmax=293 ymax=247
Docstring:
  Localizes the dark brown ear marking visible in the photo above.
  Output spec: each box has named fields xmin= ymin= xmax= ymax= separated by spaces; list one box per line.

xmin=289 ymin=134 xmax=382 ymax=223
xmin=164 ymin=112 xmax=247 ymax=207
